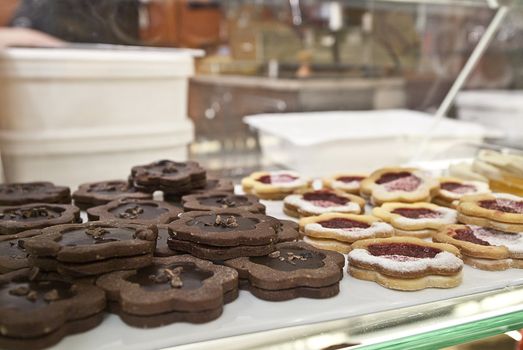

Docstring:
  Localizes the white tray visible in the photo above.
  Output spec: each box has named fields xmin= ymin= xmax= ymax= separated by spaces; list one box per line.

xmin=52 ymin=198 xmax=523 ymax=350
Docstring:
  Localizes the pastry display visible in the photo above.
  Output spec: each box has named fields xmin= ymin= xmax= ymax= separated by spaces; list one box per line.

xmin=241 ymin=171 xmax=311 ymax=200
xmin=0 ymin=182 xmax=71 ymax=206
xmin=0 ymin=204 xmax=80 ymax=235
xmin=73 ymin=180 xmax=151 ymax=210
xmin=225 ymin=241 xmax=345 ymax=301
xmin=96 ymin=255 xmax=238 ymax=327
xmin=322 ymin=173 xmax=367 ymax=195
xmin=182 ymin=192 xmax=266 ymax=214
xmin=360 ymin=167 xmax=438 ymax=205
xmin=348 ymin=237 xmax=463 ymax=291
xmin=283 ymin=189 xmax=365 ymax=218
xmin=299 ymin=213 xmax=394 ymax=253
xmin=372 ymin=202 xmax=457 ymax=238
xmin=433 ymin=224 xmax=523 ymax=270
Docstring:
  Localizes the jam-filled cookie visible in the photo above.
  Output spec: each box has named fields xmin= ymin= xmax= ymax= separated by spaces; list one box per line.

xmin=25 ymin=222 xmax=157 ymax=277
xmin=283 ymin=190 xmax=365 ymax=218
xmin=299 ymin=213 xmax=394 ymax=253
xmin=0 ymin=203 xmax=80 ymax=235
xmin=72 ymin=180 xmax=151 ymax=210
xmin=241 ymin=171 xmax=311 ymax=200
xmin=348 ymin=237 xmax=463 ymax=291
xmin=225 ymin=241 xmax=344 ymax=301
xmin=456 ymin=193 xmax=523 ymax=233
xmin=432 ymin=177 xmax=490 ymax=208
xmin=434 ymin=224 xmax=523 ymax=271
xmin=168 ymin=209 xmax=278 ymax=261
xmin=322 ymin=173 xmax=367 ymax=195
xmin=182 ymin=192 xmax=265 ymax=214
xmin=0 ymin=182 xmax=71 ymax=206
xmin=87 ymin=198 xmax=182 ymax=225
xmin=130 ymin=160 xmax=207 ymax=195
xmin=96 ymin=255 xmax=238 ymax=327
xmin=0 ymin=268 xmax=105 ymax=350
xmin=0 ymin=230 xmax=40 ymax=274
xmin=372 ymin=202 xmax=457 ymax=238
xmin=360 ymin=167 xmax=438 ymax=205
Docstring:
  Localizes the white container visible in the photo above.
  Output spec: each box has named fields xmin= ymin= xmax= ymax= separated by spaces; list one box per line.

xmin=0 ymin=122 xmax=192 ymax=189
xmin=0 ymin=47 xmax=201 ymax=130
xmin=456 ymin=90 xmax=523 ymax=140
xmin=244 ymin=110 xmax=487 ymax=177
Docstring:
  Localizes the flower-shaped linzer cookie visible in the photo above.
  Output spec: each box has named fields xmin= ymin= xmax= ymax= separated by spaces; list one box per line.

xmin=322 ymin=173 xmax=367 ymax=195
xmin=241 ymin=171 xmax=311 ymax=200
xmin=284 ymin=189 xmax=365 ymax=218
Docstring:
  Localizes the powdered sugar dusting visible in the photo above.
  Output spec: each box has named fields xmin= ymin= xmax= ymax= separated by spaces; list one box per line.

xmin=383 ymin=175 xmax=421 ymax=192
xmin=393 ymin=207 xmax=457 ymax=227
xmin=470 ymin=225 xmax=523 ymax=254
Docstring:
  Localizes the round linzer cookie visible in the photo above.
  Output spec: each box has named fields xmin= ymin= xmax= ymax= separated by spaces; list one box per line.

xmin=0 ymin=182 xmax=71 ymax=206
xmin=347 ymin=237 xmax=463 ymax=291
xmin=0 ymin=230 xmax=41 ymax=274
xmin=0 ymin=268 xmax=105 ymax=350
xmin=283 ymin=190 xmax=365 ymax=218
xmin=225 ymin=241 xmax=344 ymax=301
xmin=322 ymin=173 xmax=367 ymax=195
xmin=0 ymin=203 xmax=80 ymax=235
xmin=372 ymin=202 xmax=457 ymax=238
xmin=25 ymin=222 xmax=157 ymax=276
xmin=96 ymin=255 xmax=238 ymax=327
xmin=72 ymin=180 xmax=152 ymax=210
xmin=433 ymin=224 xmax=523 ymax=271
xmin=241 ymin=171 xmax=311 ymax=200
xmin=168 ymin=209 xmax=278 ymax=261
xmin=360 ymin=167 xmax=438 ymax=205
xmin=87 ymin=198 xmax=182 ymax=225
xmin=130 ymin=160 xmax=206 ymax=195
xmin=433 ymin=177 xmax=490 ymax=208
xmin=457 ymin=193 xmax=523 ymax=231
xmin=182 ymin=192 xmax=266 ymax=214
xmin=154 ymin=225 xmax=179 ymax=257
xmin=276 ymin=220 xmax=300 ymax=243
xmin=299 ymin=213 xmax=394 ymax=244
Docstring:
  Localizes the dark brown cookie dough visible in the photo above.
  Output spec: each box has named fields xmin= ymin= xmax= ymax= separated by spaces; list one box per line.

xmin=96 ymin=255 xmax=237 ymax=327
xmin=182 ymin=192 xmax=265 ymax=214
xmin=130 ymin=160 xmax=206 ymax=195
xmin=0 ymin=203 xmax=80 ymax=235
xmin=277 ymin=220 xmax=300 ymax=243
xmin=0 ymin=268 xmax=105 ymax=346
xmin=0 ymin=182 xmax=71 ymax=206
xmin=87 ymin=199 xmax=182 ymax=225
xmin=73 ymin=180 xmax=152 ymax=210
xmin=0 ymin=230 xmax=41 ymax=273
xmin=225 ymin=241 xmax=344 ymax=301
xmin=168 ymin=209 xmax=278 ymax=247
xmin=167 ymin=238 xmax=276 ymax=261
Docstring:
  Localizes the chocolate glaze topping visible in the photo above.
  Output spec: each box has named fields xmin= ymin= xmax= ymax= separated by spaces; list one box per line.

xmin=187 ymin=213 xmax=259 ymax=232
xmin=198 ymin=195 xmax=250 ymax=208
xmin=0 ymin=206 xmax=63 ymax=222
xmin=143 ymin=161 xmax=187 ymax=177
xmin=0 ymin=278 xmax=75 ymax=310
xmin=109 ymin=203 xmax=168 ymax=220
xmin=391 ymin=208 xmax=440 ymax=219
xmin=87 ymin=181 xmax=138 ymax=195
xmin=0 ymin=183 xmax=48 ymax=195
xmin=59 ymin=227 xmax=136 ymax=246
xmin=318 ymin=218 xmax=370 ymax=229
xmin=367 ymin=242 xmax=441 ymax=259
xmin=127 ymin=262 xmax=213 ymax=291
xmin=302 ymin=191 xmax=349 ymax=205
xmin=249 ymin=248 xmax=325 ymax=272
xmin=0 ymin=238 xmax=28 ymax=259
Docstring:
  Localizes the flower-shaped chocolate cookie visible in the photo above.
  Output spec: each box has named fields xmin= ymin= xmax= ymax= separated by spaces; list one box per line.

xmin=0 ymin=182 xmax=71 ymax=206
xmin=0 ymin=230 xmax=40 ymax=273
xmin=182 ymin=191 xmax=265 ymax=214
xmin=73 ymin=180 xmax=152 ymax=209
xmin=96 ymin=255 xmax=237 ymax=327
xmin=0 ymin=203 xmax=80 ymax=235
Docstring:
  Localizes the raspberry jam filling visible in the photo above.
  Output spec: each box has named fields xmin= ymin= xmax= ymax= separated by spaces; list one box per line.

xmin=391 ymin=208 xmax=440 ymax=219
xmin=368 ymin=242 xmax=441 ymax=260
xmin=375 ymin=172 xmax=421 ymax=192
xmin=302 ymin=191 xmax=349 ymax=208
xmin=479 ymin=199 xmax=523 ymax=214
xmin=318 ymin=218 xmax=370 ymax=230
xmin=256 ymin=174 xmax=298 ymax=184
xmin=336 ymin=176 xmax=365 ymax=183
xmin=453 ymin=228 xmax=490 ymax=246
xmin=441 ymin=182 xmax=476 ymax=194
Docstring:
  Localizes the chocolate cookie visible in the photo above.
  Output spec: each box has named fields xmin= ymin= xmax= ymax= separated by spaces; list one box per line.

xmin=167 ymin=238 xmax=276 ymax=261
xmin=0 ymin=182 xmax=71 ymax=206
xmin=0 ymin=203 xmax=80 ymax=235
xmin=87 ymin=199 xmax=182 ymax=225
xmin=0 ymin=230 xmax=41 ymax=273
xmin=190 ymin=177 xmax=234 ymax=194
xmin=73 ymin=180 xmax=152 ymax=210
xmin=277 ymin=220 xmax=300 ymax=243
xmin=96 ymin=255 xmax=238 ymax=327
xmin=182 ymin=192 xmax=265 ymax=214
xmin=225 ymin=241 xmax=344 ymax=301
xmin=130 ymin=160 xmax=206 ymax=195
xmin=154 ymin=225 xmax=179 ymax=257
xmin=0 ymin=268 xmax=105 ymax=349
